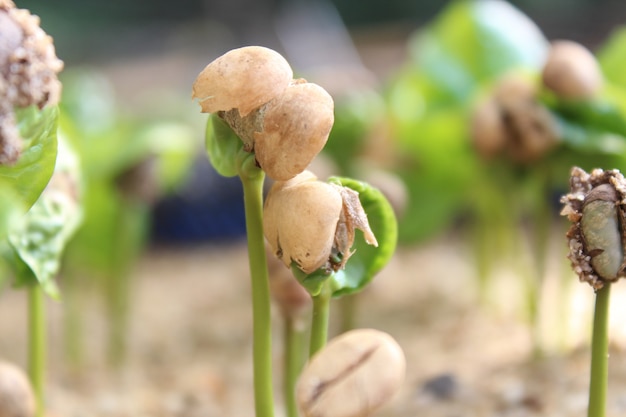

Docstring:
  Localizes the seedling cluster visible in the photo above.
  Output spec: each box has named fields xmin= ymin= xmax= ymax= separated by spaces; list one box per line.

xmin=3 ymin=1 xmax=626 ymax=417
xmin=193 ymin=45 xmax=402 ymax=417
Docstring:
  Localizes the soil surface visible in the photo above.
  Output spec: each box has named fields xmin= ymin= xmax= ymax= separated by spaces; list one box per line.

xmin=2 ymin=234 xmax=626 ymax=417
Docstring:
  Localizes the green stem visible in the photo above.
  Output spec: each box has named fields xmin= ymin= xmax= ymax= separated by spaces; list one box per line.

xmin=62 ymin=269 xmax=83 ymax=370
xmin=284 ymin=316 xmax=306 ymax=417
xmin=309 ymin=281 xmax=332 ymax=357
xmin=239 ymin=155 xmax=275 ymax=417
xmin=588 ymin=283 xmax=611 ymax=417
xmin=28 ymin=285 xmax=45 ymax=417
xmin=338 ymin=294 xmax=357 ymax=333
xmin=106 ymin=202 xmax=143 ymax=368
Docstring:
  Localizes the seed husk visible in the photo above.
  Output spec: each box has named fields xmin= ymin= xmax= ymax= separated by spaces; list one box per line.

xmin=296 ymin=328 xmax=405 ymax=417
xmin=0 ymin=361 xmax=35 ymax=417
xmin=542 ymin=40 xmax=602 ymax=100
xmin=561 ymin=167 xmax=626 ymax=288
xmin=192 ymin=46 xmax=293 ymax=116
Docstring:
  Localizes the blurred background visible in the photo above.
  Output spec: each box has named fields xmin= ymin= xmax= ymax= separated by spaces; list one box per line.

xmin=3 ymin=1 xmax=626 ymax=416
xmin=18 ymin=0 xmax=626 ymax=244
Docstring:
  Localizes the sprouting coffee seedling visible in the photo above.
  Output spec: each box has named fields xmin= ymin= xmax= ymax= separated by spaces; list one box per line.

xmin=561 ymin=167 xmax=626 ymax=289
xmin=192 ymin=46 xmax=334 ymax=181
xmin=263 ymin=170 xmax=377 ymax=275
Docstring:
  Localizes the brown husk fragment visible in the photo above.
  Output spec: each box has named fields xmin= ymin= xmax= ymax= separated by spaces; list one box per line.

xmin=560 ymin=167 xmax=626 ymax=289
xmin=0 ymin=0 xmax=63 ymax=165
xmin=470 ymin=74 xmax=560 ymax=163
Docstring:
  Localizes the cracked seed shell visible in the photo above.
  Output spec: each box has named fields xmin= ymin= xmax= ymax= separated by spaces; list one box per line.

xmin=560 ymin=167 xmax=626 ymax=289
xmin=263 ymin=171 xmax=343 ymax=274
xmin=254 ymin=80 xmax=334 ymax=181
xmin=192 ymin=46 xmax=293 ymax=117
xmin=296 ymin=328 xmax=405 ymax=417
xmin=263 ymin=170 xmax=378 ymax=274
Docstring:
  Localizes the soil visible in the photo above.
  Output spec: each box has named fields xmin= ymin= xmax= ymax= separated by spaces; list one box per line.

xmin=3 ymin=14 xmax=626 ymax=417
xmin=2 ymin=233 xmax=626 ymax=417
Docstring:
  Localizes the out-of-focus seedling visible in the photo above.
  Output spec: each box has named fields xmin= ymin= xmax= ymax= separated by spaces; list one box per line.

xmin=0 ymin=3 xmax=76 ymax=417
xmin=59 ymin=69 xmax=197 ymax=369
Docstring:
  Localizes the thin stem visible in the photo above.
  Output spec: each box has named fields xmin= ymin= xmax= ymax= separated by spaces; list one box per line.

xmin=309 ymin=280 xmax=332 ymax=358
xmin=239 ymin=155 xmax=275 ymax=417
xmin=284 ymin=316 xmax=306 ymax=417
xmin=62 ymin=269 xmax=83 ymax=370
xmin=338 ymin=294 xmax=357 ymax=333
xmin=28 ymin=285 xmax=45 ymax=417
xmin=588 ymin=283 xmax=611 ymax=417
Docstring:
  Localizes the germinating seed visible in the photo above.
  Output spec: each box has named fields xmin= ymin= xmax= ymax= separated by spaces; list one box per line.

xmin=581 ymin=184 xmax=624 ymax=281
xmin=296 ymin=328 xmax=405 ymax=417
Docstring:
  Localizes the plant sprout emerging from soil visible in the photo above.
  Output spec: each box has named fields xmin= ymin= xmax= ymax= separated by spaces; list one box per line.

xmin=0 ymin=2 xmax=69 ymax=417
xmin=193 ymin=45 xmax=399 ymax=417
xmin=561 ymin=166 xmax=626 ymax=417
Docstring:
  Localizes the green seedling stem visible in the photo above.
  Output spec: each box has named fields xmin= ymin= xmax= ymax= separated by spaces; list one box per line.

xmin=309 ymin=280 xmax=332 ymax=358
xmin=238 ymin=152 xmax=275 ymax=417
xmin=588 ymin=282 xmax=611 ymax=417
xmin=284 ymin=316 xmax=307 ymax=417
xmin=106 ymin=202 xmax=143 ymax=368
xmin=28 ymin=285 xmax=45 ymax=417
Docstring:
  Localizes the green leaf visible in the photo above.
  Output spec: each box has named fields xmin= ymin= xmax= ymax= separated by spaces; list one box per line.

xmin=407 ymin=0 xmax=548 ymax=103
xmin=597 ymin=25 xmax=626 ymax=88
xmin=205 ymin=113 xmax=243 ymax=177
xmin=0 ymin=185 xmax=24 ymax=241
xmin=542 ymin=97 xmax=626 ymax=138
xmin=144 ymin=123 xmax=197 ymax=191
xmin=326 ymin=177 xmax=398 ymax=297
xmin=324 ymin=88 xmax=385 ymax=173
xmin=8 ymin=134 xmax=83 ymax=298
xmin=555 ymin=113 xmax=626 ymax=155
xmin=0 ymin=105 xmax=59 ymax=210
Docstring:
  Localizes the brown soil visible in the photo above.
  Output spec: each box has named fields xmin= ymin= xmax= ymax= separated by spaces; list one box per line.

xmin=2 ymin=234 xmax=626 ymax=417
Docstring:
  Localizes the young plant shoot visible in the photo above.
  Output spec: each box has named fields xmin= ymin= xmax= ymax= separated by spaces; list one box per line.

xmin=193 ymin=46 xmax=334 ymax=417
xmin=0 ymin=2 xmax=72 ymax=417
xmin=561 ymin=167 xmax=626 ymax=417
xmin=193 ymin=45 xmax=400 ymax=417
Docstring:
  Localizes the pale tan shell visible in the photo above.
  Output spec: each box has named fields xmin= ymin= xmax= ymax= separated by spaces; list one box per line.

xmin=296 ymin=329 xmax=406 ymax=417
xmin=0 ymin=361 xmax=35 ymax=417
xmin=542 ymin=40 xmax=603 ymax=100
xmin=192 ymin=46 xmax=293 ymax=116
xmin=470 ymin=97 xmax=507 ymax=159
xmin=263 ymin=171 xmax=343 ymax=273
xmin=255 ymin=81 xmax=334 ymax=181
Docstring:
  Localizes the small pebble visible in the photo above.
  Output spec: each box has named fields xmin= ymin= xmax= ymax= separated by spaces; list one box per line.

xmin=420 ymin=373 xmax=458 ymax=400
